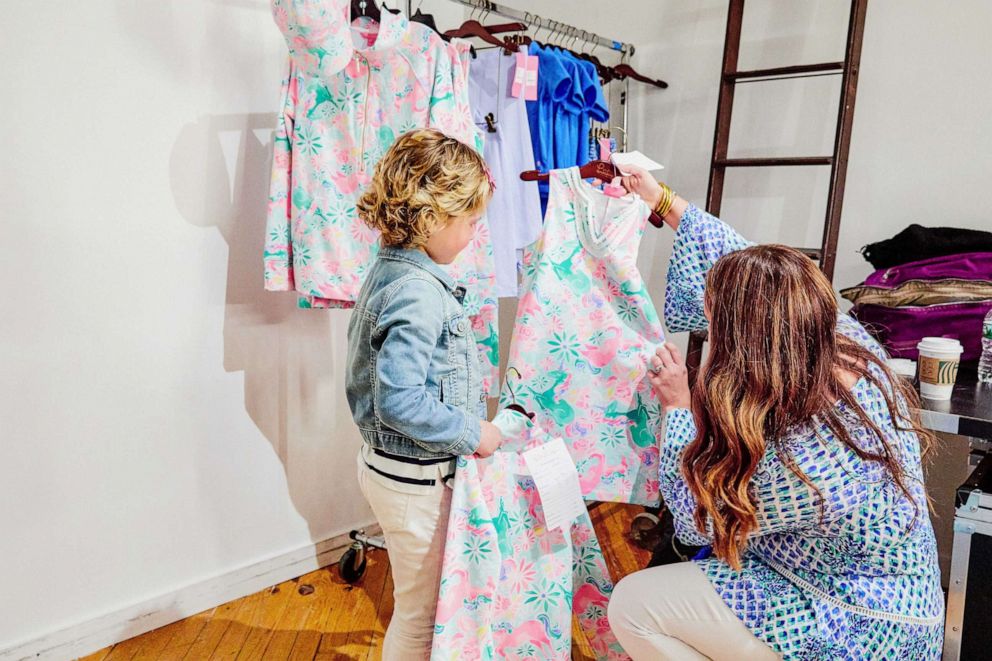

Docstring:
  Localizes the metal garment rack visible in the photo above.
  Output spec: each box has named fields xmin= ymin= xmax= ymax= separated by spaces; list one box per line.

xmin=440 ymin=0 xmax=633 ymax=56
xmin=405 ymin=0 xmax=636 ymax=151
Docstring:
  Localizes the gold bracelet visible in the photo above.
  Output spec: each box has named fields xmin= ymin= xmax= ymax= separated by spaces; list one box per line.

xmin=654 ymin=182 xmax=675 ymax=217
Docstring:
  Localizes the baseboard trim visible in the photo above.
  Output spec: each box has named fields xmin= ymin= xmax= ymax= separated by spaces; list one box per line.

xmin=2 ymin=523 xmax=381 ymax=661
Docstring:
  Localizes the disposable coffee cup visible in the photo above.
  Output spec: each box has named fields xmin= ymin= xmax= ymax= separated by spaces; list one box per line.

xmin=916 ymin=337 xmax=963 ymax=400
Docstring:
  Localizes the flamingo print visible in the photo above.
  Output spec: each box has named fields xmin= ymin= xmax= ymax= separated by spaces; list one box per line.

xmin=494 ymin=620 xmax=553 ymax=658
xmin=582 ymin=328 xmax=622 ymax=370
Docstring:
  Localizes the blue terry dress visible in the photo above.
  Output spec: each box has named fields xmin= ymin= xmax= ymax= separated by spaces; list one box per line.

xmin=659 ymin=204 xmax=944 ymax=660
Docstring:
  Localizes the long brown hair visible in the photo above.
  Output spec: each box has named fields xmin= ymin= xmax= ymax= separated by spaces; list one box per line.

xmin=683 ymin=245 xmax=932 ymax=569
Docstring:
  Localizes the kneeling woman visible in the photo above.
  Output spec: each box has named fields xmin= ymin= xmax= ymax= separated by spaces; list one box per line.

xmin=608 ymin=168 xmax=943 ymax=660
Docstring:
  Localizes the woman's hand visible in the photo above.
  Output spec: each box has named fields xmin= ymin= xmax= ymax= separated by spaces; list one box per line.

xmin=619 ymin=165 xmax=663 ymax=209
xmin=648 ymin=343 xmax=692 ymax=413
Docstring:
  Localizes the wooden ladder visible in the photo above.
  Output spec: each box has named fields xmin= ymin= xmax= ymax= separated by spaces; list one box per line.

xmin=686 ymin=0 xmax=870 ymax=382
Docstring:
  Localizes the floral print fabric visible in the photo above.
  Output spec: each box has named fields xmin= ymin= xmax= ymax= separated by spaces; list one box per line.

xmin=660 ymin=204 xmax=944 ymax=660
xmin=431 ymin=408 xmax=628 ymax=661
xmin=264 ymin=3 xmax=499 ymax=391
xmin=499 ymin=167 xmax=663 ymax=506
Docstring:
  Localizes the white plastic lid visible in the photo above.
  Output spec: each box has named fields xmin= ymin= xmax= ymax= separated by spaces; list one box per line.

xmin=917 ymin=337 xmax=964 ymax=354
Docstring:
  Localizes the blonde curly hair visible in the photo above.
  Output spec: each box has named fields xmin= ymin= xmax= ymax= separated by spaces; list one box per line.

xmin=357 ymin=129 xmax=493 ymax=248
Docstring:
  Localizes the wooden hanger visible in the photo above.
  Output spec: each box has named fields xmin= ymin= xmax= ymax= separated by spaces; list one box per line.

xmin=576 ymin=51 xmax=614 ymax=83
xmin=443 ymin=20 xmax=511 ymax=50
xmin=520 ymin=159 xmax=618 ymax=183
xmin=612 ymin=63 xmax=668 ymax=89
xmin=521 ymin=162 xmax=667 ymax=228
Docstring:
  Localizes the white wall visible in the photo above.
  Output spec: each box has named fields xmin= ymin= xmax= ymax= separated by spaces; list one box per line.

xmin=0 ymin=0 xmax=466 ymax=655
xmin=1 ymin=0 xmax=989 ymax=655
xmin=622 ymin=0 xmax=992 ymax=302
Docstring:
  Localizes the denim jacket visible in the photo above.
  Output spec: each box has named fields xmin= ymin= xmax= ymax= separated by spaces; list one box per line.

xmin=346 ymin=246 xmax=485 ymax=459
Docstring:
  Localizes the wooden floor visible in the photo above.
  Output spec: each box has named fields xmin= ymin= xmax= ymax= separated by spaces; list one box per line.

xmin=80 ymin=503 xmax=649 ymax=661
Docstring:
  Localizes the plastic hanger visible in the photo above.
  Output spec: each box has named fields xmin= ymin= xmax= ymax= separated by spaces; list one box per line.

xmin=503 ymin=367 xmax=535 ymax=420
xmin=350 ymin=0 xmax=381 ymax=23
xmin=410 ymin=8 xmax=442 ymax=36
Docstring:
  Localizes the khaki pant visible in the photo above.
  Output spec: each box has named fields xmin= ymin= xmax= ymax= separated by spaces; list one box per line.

xmin=608 ymin=562 xmax=780 ymax=660
xmin=356 ymin=453 xmax=452 ymax=661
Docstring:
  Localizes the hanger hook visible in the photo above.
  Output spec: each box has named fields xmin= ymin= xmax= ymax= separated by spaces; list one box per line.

xmin=505 ymin=366 xmax=523 ymax=407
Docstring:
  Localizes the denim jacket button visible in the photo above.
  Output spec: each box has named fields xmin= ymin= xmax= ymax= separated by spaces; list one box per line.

xmin=457 ymin=319 xmax=467 ymax=334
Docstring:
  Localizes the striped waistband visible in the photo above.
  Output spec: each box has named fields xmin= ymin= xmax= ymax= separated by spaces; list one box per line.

xmin=361 ymin=445 xmax=456 ymax=487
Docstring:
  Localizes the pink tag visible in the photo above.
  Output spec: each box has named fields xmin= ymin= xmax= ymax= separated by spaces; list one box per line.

xmin=512 ymin=50 xmax=538 ymax=100
xmin=598 ymin=138 xmax=612 ymax=162
xmin=524 ymin=54 xmax=538 ymax=100
xmin=512 ymin=51 xmax=526 ymax=98
xmin=603 ymin=178 xmax=626 ymax=198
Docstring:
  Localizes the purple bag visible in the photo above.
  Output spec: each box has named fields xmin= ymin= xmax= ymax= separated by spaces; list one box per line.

xmin=851 ymin=252 xmax=992 ymax=361
xmin=863 ymin=252 xmax=992 ymax=288
xmin=851 ymin=300 xmax=992 ymax=361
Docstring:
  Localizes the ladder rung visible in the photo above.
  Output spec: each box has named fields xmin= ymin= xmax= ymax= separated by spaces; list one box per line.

xmin=797 ymin=247 xmax=823 ymax=260
xmin=714 ymin=156 xmax=833 ymax=168
xmin=727 ymin=61 xmax=845 ymax=82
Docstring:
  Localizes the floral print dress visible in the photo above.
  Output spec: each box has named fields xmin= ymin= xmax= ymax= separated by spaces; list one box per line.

xmin=265 ymin=1 xmax=499 ymax=391
xmin=431 ymin=408 xmax=628 ymax=661
xmin=499 ymin=167 xmax=663 ymax=506
xmin=660 ymin=204 xmax=945 ymax=659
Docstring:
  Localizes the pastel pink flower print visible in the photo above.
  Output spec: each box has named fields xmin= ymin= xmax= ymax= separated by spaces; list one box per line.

xmin=497 ymin=168 xmax=663 ymax=506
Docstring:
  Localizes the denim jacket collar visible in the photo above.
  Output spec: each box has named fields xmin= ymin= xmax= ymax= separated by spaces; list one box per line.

xmin=378 ymin=246 xmax=465 ymax=298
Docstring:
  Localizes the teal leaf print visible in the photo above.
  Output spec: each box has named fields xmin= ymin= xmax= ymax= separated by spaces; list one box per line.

xmin=326 ymin=197 xmax=356 ymax=224
xmin=524 ymin=577 xmax=564 ymax=614
xmin=547 ymin=331 xmax=581 ymax=365
xmin=268 ymin=224 xmax=290 ymax=245
xmin=616 ymin=297 xmax=639 ymax=322
xmin=600 ymin=426 xmax=626 ymax=449
xmin=464 ymin=535 xmax=492 ymax=564
xmin=295 ymin=124 xmax=323 ymax=156
xmin=294 ymin=243 xmax=312 ymax=266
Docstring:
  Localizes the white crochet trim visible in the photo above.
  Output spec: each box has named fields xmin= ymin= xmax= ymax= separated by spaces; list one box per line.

xmin=764 ymin=559 xmax=944 ymax=626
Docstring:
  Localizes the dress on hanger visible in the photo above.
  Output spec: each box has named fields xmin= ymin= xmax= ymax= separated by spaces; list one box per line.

xmin=468 ymin=48 xmax=543 ymax=298
xmin=499 ymin=167 xmax=663 ymax=506
xmin=265 ymin=2 xmax=500 ymax=392
xmin=431 ymin=408 xmax=628 ymax=661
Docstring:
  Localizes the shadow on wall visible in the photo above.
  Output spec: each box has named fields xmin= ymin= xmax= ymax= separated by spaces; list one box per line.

xmin=169 ymin=111 xmax=361 ymax=546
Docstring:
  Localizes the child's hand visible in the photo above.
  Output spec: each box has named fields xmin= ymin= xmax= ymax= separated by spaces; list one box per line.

xmin=474 ymin=420 xmax=504 ymax=458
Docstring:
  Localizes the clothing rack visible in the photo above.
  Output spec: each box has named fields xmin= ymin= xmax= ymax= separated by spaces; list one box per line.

xmin=405 ymin=0 xmax=637 ymax=151
xmin=447 ymin=0 xmax=634 ymax=56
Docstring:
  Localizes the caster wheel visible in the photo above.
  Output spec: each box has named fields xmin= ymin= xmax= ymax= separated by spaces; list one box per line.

xmin=339 ymin=546 xmax=367 ymax=584
xmin=630 ymin=511 xmax=662 ymax=550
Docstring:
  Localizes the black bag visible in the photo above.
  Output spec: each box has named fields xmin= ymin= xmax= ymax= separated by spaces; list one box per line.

xmin=861 ymin=224 xmax=992 ymax=270
xmin=646 ymin=506 xmax=706 ymax=568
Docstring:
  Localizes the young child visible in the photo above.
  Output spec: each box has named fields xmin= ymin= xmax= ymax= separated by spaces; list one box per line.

xmin=345 ymin=128 xmax=503 ymax=660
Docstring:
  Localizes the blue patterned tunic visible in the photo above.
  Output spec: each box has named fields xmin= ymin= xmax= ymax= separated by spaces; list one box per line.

xmin=659 ymin=204 xmax=944 ymax=660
